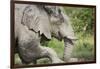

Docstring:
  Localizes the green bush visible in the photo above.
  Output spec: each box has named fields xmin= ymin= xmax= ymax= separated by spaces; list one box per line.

xmin=72 ymin=34 xmax=94 ymax=61
xmin=64 ymin=7 xmax=95 ymax=34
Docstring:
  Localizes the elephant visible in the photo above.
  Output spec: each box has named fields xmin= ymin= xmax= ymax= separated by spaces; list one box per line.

xmin=14 ymin=4 xmax=76 ymax=65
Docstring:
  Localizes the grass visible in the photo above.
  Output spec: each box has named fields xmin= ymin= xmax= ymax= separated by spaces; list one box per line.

xmin=47 ymin=33 xmax=95 ymax=61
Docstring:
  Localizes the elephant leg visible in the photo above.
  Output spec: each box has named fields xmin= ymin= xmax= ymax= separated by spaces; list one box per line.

xmin=39 ymin=46 xmax=64 ymax=63
xmin=63 ymin=38 xmax=74 ymax=62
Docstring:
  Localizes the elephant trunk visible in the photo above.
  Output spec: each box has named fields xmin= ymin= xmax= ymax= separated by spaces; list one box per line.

xmin=63 ymin=38 xmax=74 ymax=62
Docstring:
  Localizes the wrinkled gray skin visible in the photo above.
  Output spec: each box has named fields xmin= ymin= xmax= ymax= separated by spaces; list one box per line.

xmin=15 ymin=4 xmax=76 ymax=64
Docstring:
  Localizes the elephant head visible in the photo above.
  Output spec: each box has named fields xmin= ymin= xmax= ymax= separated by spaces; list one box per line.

xmin=43 ymin=6 xmax=77 ymax=61
xmin=21 ymin=5 xmax=77 ymax=62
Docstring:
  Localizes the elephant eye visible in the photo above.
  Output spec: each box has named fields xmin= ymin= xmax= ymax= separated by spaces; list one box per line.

xmin=44 ymin=6 xmax=53 ymax=14
xmin=58 ymin=9 xmax=61 ymax=13
xmin=48 ymin=9 xmax=53 ymax=14
xmin=28 ymin=9 xmax=32 ymax=12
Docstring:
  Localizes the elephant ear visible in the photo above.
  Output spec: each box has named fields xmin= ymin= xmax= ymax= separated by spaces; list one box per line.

xmin=21 ymin=5 xmax=51 ymax=39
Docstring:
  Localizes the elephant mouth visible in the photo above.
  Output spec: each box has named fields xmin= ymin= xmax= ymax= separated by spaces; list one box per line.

xmin=64 ymin=37 xmax=74 ymax=45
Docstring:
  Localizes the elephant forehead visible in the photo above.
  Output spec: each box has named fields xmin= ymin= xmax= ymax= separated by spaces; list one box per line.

xmin=44 ymin=6 xmax=59 ymax=14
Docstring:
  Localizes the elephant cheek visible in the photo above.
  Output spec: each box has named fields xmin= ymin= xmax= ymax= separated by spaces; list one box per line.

xmin=63 ymin=38 xmax=74 ymax=62
xmin=59 ymin=23 xmax=77 ymax=40
xmin=59 ymin=27 xmax=67 ymax=38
